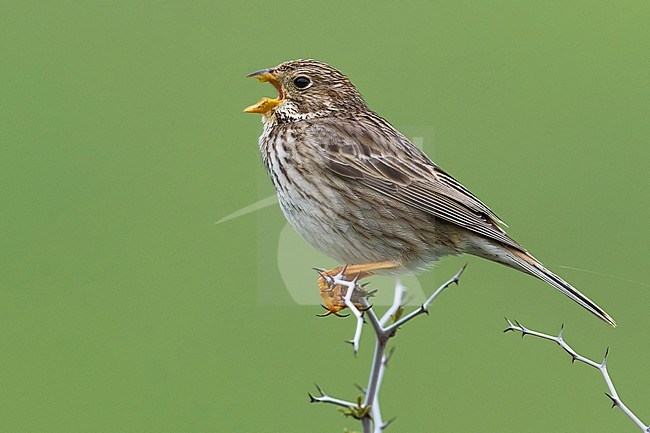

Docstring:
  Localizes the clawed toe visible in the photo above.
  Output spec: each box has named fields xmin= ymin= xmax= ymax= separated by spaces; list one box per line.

xmin=358 ymin=303 xmax=373 ymax=312
xmin=316 ymin=304 xmax=350 ymax=318
xmin=315 ymin=262 xmax=388 ymax=318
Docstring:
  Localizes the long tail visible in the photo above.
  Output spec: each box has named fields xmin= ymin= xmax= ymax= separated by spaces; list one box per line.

xmin=472 ymin=241 xmax=616 ymax=327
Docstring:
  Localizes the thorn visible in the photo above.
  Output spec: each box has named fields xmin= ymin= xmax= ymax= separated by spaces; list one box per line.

xmin=354 ymin=383 xmax=367 ymax=394
xmin=308 ymin=392 xmax=317 ymax=403
xmin=421 ymin=304 xmax=429 ymax=315
xmin=335 ymin=264 xmax=349 ymax=279
xmin=383 ymin=416 xmax=397 ymax=429
xmin=313 ymin=268 xmax=330 ymax=281
xmin=558 ymin=323 xmax=565 ymax=339
xmin=453 ymin=263 xmax=468 ymax=283
xmin=360 ymin=282 xmax=370 ymax=288
xmin=514 ymin=320 xmax=526 ymax=336
xmin=605 ymin=392 xmax=618 ymax=409
xmin=602 ymin=346 xmax=609 ymax=367
xmin=571 ymin=354 xmax=577 ymax=364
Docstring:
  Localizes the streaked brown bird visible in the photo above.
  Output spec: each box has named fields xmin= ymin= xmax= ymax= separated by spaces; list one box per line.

xmin=244 ymin=59 xmax=615 ymax=326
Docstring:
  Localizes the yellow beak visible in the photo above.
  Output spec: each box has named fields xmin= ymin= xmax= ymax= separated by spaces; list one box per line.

xmin=244 ymin=69 xmax=285 ymax=114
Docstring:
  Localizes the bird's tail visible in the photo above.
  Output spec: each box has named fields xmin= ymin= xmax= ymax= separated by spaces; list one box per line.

xmin=472 ymin=240 xmax=616 ymax=327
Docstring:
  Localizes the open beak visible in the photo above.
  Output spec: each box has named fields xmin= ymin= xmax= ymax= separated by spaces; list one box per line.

xmin=244 ymin=69 xmax=285 ymax=114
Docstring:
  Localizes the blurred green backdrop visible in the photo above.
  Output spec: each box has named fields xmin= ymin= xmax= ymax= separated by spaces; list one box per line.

xmin=1 ymin=1 xmax=649 ymax=432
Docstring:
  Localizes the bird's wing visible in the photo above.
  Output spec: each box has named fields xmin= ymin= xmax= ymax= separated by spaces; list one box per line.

xmin=311 ymin=117 xmax=524 ymax=251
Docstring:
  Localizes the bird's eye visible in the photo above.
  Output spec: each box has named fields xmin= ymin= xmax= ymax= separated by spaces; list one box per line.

xmin=293 ymin=76 xmax=311 ymax=89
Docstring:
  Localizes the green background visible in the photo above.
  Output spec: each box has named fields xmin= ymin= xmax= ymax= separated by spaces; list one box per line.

xmin=2 ymin=1 xmax=649 ymax=432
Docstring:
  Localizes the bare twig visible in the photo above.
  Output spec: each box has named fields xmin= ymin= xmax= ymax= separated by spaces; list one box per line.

xmin=308 ymin=384 xmax=356 ymax=409
xmin=379 ymin=279 xmax=405 ymax=327
xmin=505 ymin=319 xmax=649 ymax=432
xmin=325 ymin=273 xmax=366 ymax=354
xmin=384 ymin=264 xmax=466 ymax=335
xmin=310 ymin=266 xmax=466 ymax=433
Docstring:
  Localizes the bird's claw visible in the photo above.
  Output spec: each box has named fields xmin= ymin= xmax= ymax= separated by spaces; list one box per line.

xmin=316 ymin=304 xmax=350 ymax=318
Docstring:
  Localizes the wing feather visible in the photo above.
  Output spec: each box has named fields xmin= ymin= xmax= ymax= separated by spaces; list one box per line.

xmin=312 ymin=117 xmax=524 ymax=251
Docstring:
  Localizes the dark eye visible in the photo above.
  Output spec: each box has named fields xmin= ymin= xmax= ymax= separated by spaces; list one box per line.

xmin=293 ymin=76 xmax=311 ymax=89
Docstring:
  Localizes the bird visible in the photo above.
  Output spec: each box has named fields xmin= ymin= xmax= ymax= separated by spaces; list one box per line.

xmin=243 ymin=59 xmax=615 ymax=327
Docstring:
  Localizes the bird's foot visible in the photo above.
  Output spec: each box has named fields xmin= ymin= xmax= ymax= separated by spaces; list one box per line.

xmin=315 ymin=265 xmax=377 ymax=317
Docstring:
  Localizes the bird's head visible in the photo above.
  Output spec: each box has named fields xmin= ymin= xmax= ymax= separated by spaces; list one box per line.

xmin=244 ymin=59 xmax=366 ymax=122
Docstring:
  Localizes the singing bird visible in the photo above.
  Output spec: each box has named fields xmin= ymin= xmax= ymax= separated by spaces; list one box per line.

xmin=244 ymin=59 xmax=615 ymax=326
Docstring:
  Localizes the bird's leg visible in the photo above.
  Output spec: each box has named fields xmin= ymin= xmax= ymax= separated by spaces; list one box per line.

xmin=317 ymin=261 xmax=400 ymax=316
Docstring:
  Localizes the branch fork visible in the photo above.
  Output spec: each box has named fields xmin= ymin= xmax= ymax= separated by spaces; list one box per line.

xmin=309 ymin=266 xmax=648 ymax=433
xmin=310 ymin=265 xmax=467 ymax=433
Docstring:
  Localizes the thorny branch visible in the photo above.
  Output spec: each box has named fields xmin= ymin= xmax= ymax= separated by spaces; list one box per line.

xmin=310 ymin=265 xmax=466 ymax=433
xmin=505 ymin=320 xmax=649 ymax=432
xmin=308 ymin=266 xmax=647 ymax=433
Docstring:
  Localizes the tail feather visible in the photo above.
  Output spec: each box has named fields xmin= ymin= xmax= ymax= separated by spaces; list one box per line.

xmin=468 ymin=237 xmax=616 ymax=326
xmin=504 ymin=248 xmax=616 ymax=327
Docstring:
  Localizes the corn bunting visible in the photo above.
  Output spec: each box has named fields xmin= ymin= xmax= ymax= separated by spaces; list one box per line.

xmin=244 ymin=59 xmax=615 ymax=326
